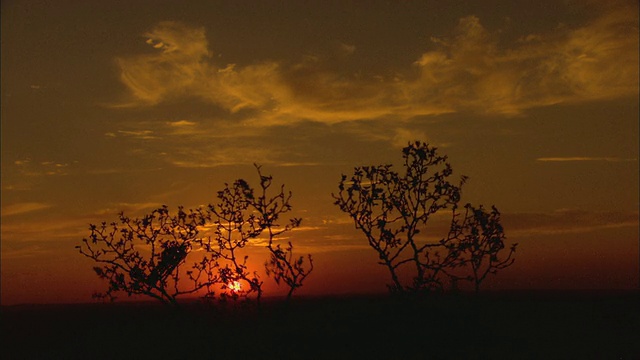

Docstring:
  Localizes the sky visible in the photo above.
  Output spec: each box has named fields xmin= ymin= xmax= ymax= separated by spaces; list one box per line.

xmin=1 ymin=0 xmax=638 ymax=305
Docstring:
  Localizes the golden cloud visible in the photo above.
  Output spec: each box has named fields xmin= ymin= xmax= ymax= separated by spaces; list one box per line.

xmin=114 ymin=5 xmax=638 ymax=124
xmin=536 ymin=157 xmax=637 ymax=162
xmin=2 ymin=202 xmax=52 ymax=217
xmin=503 ymin=209 xmax=639 ymax=237
xmin=410 ymin=7 xmax=638 ymax=115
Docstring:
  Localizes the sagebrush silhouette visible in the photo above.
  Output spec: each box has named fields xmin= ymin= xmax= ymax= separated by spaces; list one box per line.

xmin=333 ymin=141 xmax=516 ymax=294
xmin=77 ymin=165 xmax=313 ymax=305
xmin=77 ymin=205 xmax=208 ymax=306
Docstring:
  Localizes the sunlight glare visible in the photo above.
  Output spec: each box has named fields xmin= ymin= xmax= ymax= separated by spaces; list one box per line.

xmin=229 ymin=281 xmax=242 ymax=293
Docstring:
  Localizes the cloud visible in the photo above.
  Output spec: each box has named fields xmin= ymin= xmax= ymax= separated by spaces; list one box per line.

xmin=504 ymin=209 xmax=639 ymax=237
xmin=2 ymin=202 xmax=53 ymax=217
xmin=1 ymin=216 xmax=89 ymax=244
xmin=164 ymin=120 xmax=199 ymax=136
xmin=115 ymin=21 xmax=291 ymax=114
xmin=167 ymin=120 xmax=196 ymax=127
xmin=112 ymin=21 xmax=438 ymax=122
xmin=339 ymin=42 xmax=356 ymax=55
xmin=0 ymin=244 xmax=52 ymax=260
xmin=115 ymin=4 xmax=637 ymax=125
xmin=536 ymin=157 xmax=638 ymax=162
xmin=276 ymin=162 xmax=322 ymax=167
xmin=166 ymin=143 xmax=279 ymax=168
xmin=392 ymin=128 xmax=429 ymax=148
xmin=110 ymin=117 xmax=329 ymax=168
xmin=12 ymin=158 xmax=73 ymax=177
xmin=116 ymin=21 xmax=211 ymax=106
xmin=558 ymin=3 xmax=639 ymax=101
xmin=116 ymin=129 xmax=161 ymax=140
xmin=306 ymin=209 xmax=639 ymax=253
xmin=94 ymin=202 xmax=163 ymax=216
xmin=409 ymin=5 xmax=639 ymax=115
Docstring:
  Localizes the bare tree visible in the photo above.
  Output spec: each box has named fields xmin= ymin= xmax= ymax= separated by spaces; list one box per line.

xmin=76 ymin=206 xmax=214 ymax=306
xmin=334 ymin=141 xmax=515 ymax=294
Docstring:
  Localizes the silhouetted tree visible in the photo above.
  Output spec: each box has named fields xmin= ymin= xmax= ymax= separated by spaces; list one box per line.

xmin=251 ymin=165 xmax=313 ymax=300
xmin=76 ymin=206 xmax=213 ymax=306
xmin=265 ymin=241 xmax=314 ymax=301
xmin=78 ymin=165 xmax=313 ymax=305
xmin=252 ymin=166 xmax=313 ymax=301
xmin=333 ymin=141 xmax=515 ymax=294
xmin=445 ymin=203 xmax=517 ymax=293
xmin=200 ymin=176 xmax=266 ymax=302
xmin=201 ymin=165 xmax=313 ymax=302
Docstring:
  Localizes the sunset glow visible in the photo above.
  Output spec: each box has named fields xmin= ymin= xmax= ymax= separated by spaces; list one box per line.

xmin=228 ymin=281 xmax=242 ymax=293
xmin=1 ymin=0 xmax=638 ymax=306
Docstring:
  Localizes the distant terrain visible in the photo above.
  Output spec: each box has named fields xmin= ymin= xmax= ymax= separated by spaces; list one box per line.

xmin=2 ymin=291 xmax=639 ymax=359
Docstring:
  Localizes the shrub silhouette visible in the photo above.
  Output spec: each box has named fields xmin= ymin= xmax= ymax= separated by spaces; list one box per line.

xmin=77 ymin=206 xmax=210 ymax=306
xmin=333 ymin=141 xmax=516 ymax=294
xmin=445 ymin=203 xmax=517 ymax=293
xmin=200 ymin=164 xmax=313 ymax=303
xmin=77 ymin=165 xmax=313 ymax=305
xmin=253 ymin=167 xmax=314 ymax=301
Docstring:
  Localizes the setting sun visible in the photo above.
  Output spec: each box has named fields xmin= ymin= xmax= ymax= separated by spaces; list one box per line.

xmin=228 ymin=281 xmax=242 ymax=293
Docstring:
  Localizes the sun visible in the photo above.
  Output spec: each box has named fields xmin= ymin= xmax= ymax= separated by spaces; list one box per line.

xmin=228 ymin=280 xmax=242 ymax=293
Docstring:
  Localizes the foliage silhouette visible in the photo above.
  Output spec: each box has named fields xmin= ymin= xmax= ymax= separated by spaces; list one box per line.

xmin=445 ymin=204 xmax=517 ymax=293
xmin=333 ymin=141 xmax=516 ymax=294
xmin=77 ymin=165 xmax=313 ymax=305
xmin=251 ymin=166 xmax=314 ymax=301
xmin=76 ymin=206 xmax=211 ymax=306
xmin=200 ymin=164 xmax=313 ymax=303
xmin=199 ymin=176 xmax=266 ymax=303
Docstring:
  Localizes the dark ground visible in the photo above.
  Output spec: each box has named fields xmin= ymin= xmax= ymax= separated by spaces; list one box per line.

xmin=2 ymin=291 xmax=639 ymax=359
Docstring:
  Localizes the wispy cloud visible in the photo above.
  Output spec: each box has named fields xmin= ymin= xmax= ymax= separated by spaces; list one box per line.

xmin=167 ymin=120 xmax=196 ymax=127
xmin=504 ymin=209 xmax=639 ymax=237
xmin=2 ymin=202 xmax=53 ymax=217
xmin=0 ymin=244 xmax=53 ymax=260
xmin=116 ymin=130 xmax=161 ymax=140
xmin=408 ymin=4 xmax=638 ymax=115
xmin=392 ymin=128 xmax=430 ymax=149
xmin=276 ymin=162 xmax=322 ymax=167
xmin=105 ymin=4 xmax=638 ymax=168
xmin=0 ymin=216 xmax=87 ymax=242
xmin=166 ymin=144 xmax=279 ymax=168
xmin=12 ymin=158 xmax=74 ymax=177
xmin=112 ymin=20 xmax=437 ymax=122
xmin=312 ymin=208 xmax=639 ymax=246
xmin=166 ymin=120 xmax=198 ymax=135
xmin=113 ymin=3 xmax=637 ymax=124
xmin=94 ymin=202 xmax=163 ymax=216
xmin=536 ymin=157 xmax=638 ymax=162
xmin=115 ymin=22 xmax=211 ymax=106
xmin=109 ymin=117 xmax=327 ymax=168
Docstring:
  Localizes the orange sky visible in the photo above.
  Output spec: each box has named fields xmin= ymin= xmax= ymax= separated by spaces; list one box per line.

xmin=1 ymin=0 xmax=638 ymax=305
